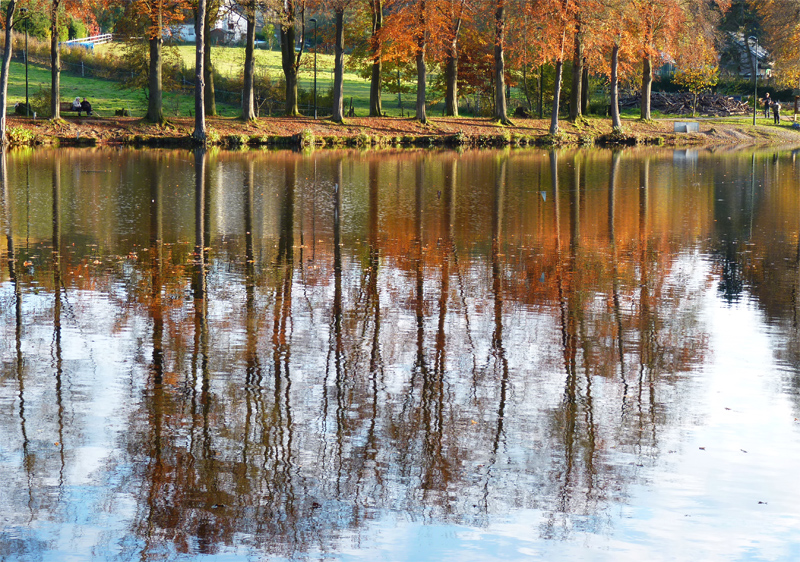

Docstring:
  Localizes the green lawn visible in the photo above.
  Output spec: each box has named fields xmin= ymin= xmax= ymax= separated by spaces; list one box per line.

xmin=95 ymin=42 xmax=437 ymax=117
xmin=5 ymin=58 xmax=244 ymax=118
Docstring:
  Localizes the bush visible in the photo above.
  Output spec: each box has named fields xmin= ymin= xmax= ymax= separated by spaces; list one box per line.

xmin=6 ymin=127 xmax=36 ymax=145
xmin=31 ymin=86 xmax=52 ymax=118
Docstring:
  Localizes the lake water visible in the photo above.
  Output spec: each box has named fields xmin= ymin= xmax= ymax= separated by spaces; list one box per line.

xmin=1 ymin=147 xmax=800 ymax=561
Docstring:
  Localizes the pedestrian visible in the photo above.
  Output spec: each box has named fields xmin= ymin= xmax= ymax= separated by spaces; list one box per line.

xmin=764 ymin=92 xmax=771 ymax=118
xmin=773 ymin=101 xmax=781 ymax=124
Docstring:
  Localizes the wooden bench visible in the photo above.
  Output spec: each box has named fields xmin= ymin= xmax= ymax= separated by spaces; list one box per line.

xmin=60 ymin=101 xmax=92 ymax=117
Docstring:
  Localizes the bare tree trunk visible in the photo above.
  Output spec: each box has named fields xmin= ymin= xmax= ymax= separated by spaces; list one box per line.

xmin=242 ymin=4 xmax=256 ymax=121
xmin=641 ymin=55 xmax=652 ymax=120
xmin=550 ymin=60 xmax=564 ymax=135
xmin=50 ymin=0 xmax=60 ymax=119
xmin=281 ymin=22 xmax=300 ymax=116
xmin=0 ymin=0 xmax=15 ymax=143
xmin=147 ymin=34 xmax=164 ymax=123
xmin=444 ymin=38 xmax=458 ymax=116
xmin=580 ymin=61 xmax=588 ymax=114
xmin=569 ymin=28 xmax=582 ymax=120
xmin=610 ymin=43 xmax=621 ymax=129
xmin=203 ymin=10 xmax=216 ymax=116
xmin=193 ymin=0 xmax=206 ymax=140
xmin=494 ymin=0 xmax=509 ymax=124
xmin=369 ymin=0 xmax=383 ymax=116
xmin=332 ymin=8 xmax=345 ymax=122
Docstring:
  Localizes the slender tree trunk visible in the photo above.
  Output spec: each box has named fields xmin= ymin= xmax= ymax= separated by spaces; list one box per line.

xmin=203 ymin=10 xmax=216 ymax=116
xmin=610 ymin=43 xmax=621 ymax=129
xmin=415 ymin=1 xmax=427 ymax=123
xmin=50 ymin=0 xmax=60 ymax=119
xmin=147 ymin=34 xmax=164 ymax=123
xmin=580 ymin=61 xmax=588 ymax=114
xmin=193 ymin=0 xmax=206 ymax=140
xmin=444 ymin=38 xmax=458 ymax=116
xmin=569 ymin=28 xmax=582 ymax=120
xmin=641 ymin=55 xmax=652 ymax=120
xmin=332 ymin=8 xmax=345 ymax=122
xmin=369 ymin=0 xmax=383 ymax=117
xmin=281 ymin=23 xmax=299 ymax=116
xmin=494 ymin=0 xmax=509 ymax=123
xmin=242 ymin=4 xmax=256 ymax=121
xmin=416 ymin=48 xmax=427 ymax=123
xmin=0 ymin=0 xmax=15 ymax=143
xmin=550 ymin=59 xmax=563 ymax=135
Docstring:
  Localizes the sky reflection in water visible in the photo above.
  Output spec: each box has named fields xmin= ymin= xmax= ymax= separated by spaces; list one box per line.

xmin=1 ymin=147 xmax=800 ymax=561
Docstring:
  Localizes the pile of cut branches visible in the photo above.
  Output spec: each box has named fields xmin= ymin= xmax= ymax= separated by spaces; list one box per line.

xmin=620 ymin=93 xmax=752 ymax=116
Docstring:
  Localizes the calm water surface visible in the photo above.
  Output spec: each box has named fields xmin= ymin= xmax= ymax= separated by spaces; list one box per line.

xmin=1 ymin=147 xmax=800 ymax=561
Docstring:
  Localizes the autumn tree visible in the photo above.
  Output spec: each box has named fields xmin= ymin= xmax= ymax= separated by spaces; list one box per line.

xmin=569 ymin=0 xmax=591 ymax=120
xmin=271 ymin=0 xmax=307 ymax=115
xmin=530 ymin=0 xmax=576 ymax=134
xmin=382 ymin=0 xmax=448 ymax=123
xmin=51 ymin=0 xmax=60 ymax=118
xmin=752 ymin=0 xmax=800 ymax=86
xmin=584 ymin=0 xmax=637 ymax=129
xmin=493 ymin=0 xmax=510 ymax=123
xmin=628 ymin=0 xmax=687 ymax=120
xmin=321 ymin=0 xmax=355 ymax=122
xmin=242 ymin=0 xmax=260 ymax=120
xmin=442 ymin=0 xmax=468 ymax=116
xmin=116 ymin=0 xmax=189 ymax=123
xmin=368 ymin=0 xmax=383 ymax=116
xmin=203 ymin=0 xmax=222 ymax=115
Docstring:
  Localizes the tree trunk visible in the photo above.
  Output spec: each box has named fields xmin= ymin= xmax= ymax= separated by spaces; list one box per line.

xmin=416 ymin=48 xmax=427 ymax=123
xmin=369 ymin=0 xmax=383 ymax=117
xmin=0 ymin=0 xmax=15 ymax=143
xmin=580 ymin=61 xmax=588 ymax=114
xmin=147 ymin=36 xmax=164 ymax=123
xmin=550 ymin=60 xmax=563 ymax=135
xmin=242 ymin=5 xmax=256 ymax=121
xmin=50 ymin=0 xmax=60 ymax=119
xmin=193 ymin=0 xmax=206 ymax=141
xmin=444 ymin=38 xmax=458 ymax=116
xmin=203 ymin=11 xmax=215 ymax=116
xmin=281 ymin=23 xmax=299 ymax=116
xmin=640 ymin=55 xmax=652 ymax=120
xmin=610 ymin=43 xmax=621 ymax=129
xmin=332 ymin=8 xmax=345 ymax=122
xmin=494 ymin=0 xmax=509 ymax=123
xmin=415 ymin=1 xmax=427 ymax=123
xmin=569 ymin=28 xmax=582 ymax=120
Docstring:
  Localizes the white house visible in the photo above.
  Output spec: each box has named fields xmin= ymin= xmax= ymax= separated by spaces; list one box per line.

xmin=171 ymin=9 xmax=248 ymax=44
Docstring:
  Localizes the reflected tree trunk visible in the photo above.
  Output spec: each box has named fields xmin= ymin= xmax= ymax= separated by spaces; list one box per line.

xmin=482 ymin=156 xmax=510 ymax=508
xmin=608 ymin=152 xmax=627 ymax=409
xmin=52 ymin=158 xmax=66 ymax=486
xmin=2 ymin=150 xmax=32 ymax=509
xmin=150 ymin=158 xmax=164 ymax=385
xmin=243 ymin=159 xmax=259 ymax=462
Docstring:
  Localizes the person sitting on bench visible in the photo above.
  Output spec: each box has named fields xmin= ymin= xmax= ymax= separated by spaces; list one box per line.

xmin=80 ymin=98 xmax=93 ymax=116
xmin=72 ymin=97 xmax=81 ymax=111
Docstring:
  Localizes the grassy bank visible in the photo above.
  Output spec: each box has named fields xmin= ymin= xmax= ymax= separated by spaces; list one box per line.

xmin=7 ymin=109 xmax=800 ymax=150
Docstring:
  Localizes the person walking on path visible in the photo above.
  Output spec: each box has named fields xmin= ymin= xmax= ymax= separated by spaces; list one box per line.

xmin=764 ymin=92 xmax=771 ymax=118
xmin=773 ymin=101 xmax=781 ymax=124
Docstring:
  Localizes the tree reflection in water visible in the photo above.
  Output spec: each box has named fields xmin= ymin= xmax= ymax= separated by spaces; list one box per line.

xmin=4 ymin=147 xmax=784 ymax=560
